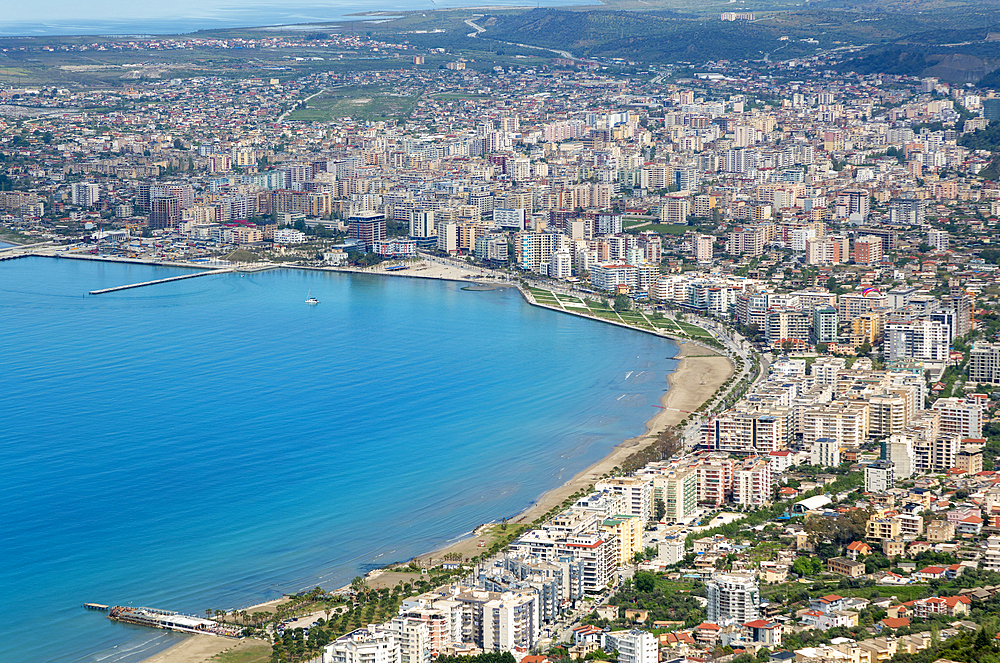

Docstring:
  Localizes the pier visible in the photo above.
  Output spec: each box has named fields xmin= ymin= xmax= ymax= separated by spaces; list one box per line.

xmin=88 ymin=268 xmax=233 ymax=295
xmin=108 ymin=606 xmax=239 ymax=638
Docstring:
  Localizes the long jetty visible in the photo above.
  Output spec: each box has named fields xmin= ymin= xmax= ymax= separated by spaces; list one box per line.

xmin=88 ymin=268 xmax=233 ymax=295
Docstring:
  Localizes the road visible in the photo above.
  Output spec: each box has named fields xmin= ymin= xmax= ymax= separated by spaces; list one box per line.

xmin=460 ymin=15 xmax=575 ymax=59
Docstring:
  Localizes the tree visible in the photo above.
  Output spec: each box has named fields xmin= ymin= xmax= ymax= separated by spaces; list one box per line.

xmin=613 ymin=294 xmax=632 ymax=312
xmin=792 ymin=556 xmax=822 ymax=576
xmin=634 ymin=571 xmax=656 ymax=592
xmin=350 ymin=576 xmax=368 ymax=593
xmin=654 ymin=497 xmax=666 ymax=521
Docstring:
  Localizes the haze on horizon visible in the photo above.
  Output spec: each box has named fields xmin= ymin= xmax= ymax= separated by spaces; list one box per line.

xmin=0 ymin=0 xmax=578 ymax=34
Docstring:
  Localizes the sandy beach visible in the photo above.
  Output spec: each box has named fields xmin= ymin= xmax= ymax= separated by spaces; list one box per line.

xmin=412 ymin=341 xmax=733 ymax=566
xmin=138 ymin=635 xmax=267 ymax=663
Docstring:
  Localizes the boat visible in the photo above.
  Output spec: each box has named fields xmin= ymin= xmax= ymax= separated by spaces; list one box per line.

xmin=306 ymin=289 xmax=319 ymax=305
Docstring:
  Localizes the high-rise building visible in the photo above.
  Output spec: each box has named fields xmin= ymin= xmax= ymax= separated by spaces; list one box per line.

xmin=734 ymin=457 xmax=773 ymax=506
xmin=604 ymin=630 xmax=658 ymax=663
xmin=984 ymin=98 xmax=1000 ymax=124
xmin=148 ymin=196 xmax=180 ymax=229
xmin=410 ymin=210 xmax=437 ymax=242
xmin=706 ymin=573 xmax=760 ymax=625
xmin=481 ymin=591 xmax=539 ymax=652
xmin=71 ymin=182 xmax=100 ymax=207
xmin=654 ymin=467 xmax=697 ymax=523
xmin=931 ymin=397 xmax=983 ymax=439
xmin=854 ymin=235 xmax=883 ymax=266
xmin=494 ymin=208 xmax=526 ymax=231
xmin=970 ymin=342 xmax=1000 ymax=384
xmin=695 ymin=235 xmax=714 ymax=263
xmin=884 ymin=319 xmax=951 ymax=363
xmin=927 ymin=229 xmax=949 ymax=251
xmin=812 ymin=306 xmax=838 ymax=345
xmin=349 ymin=212 xmax=387 ymax=252
xmin=889 ymin=197 xmax=925 ymax=225
xmin=810 ymin=437 xmax=841 ymax=467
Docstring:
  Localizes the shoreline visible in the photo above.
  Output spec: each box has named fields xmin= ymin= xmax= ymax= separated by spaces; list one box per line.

xmin=411 ymin=340 xmax=733 ymax=567
xmin=118 ymin=260 xmax=733 ymax=663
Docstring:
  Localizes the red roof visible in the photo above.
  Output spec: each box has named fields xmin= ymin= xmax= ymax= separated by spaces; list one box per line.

xmin=881 ymin=618 xmax=910 ymax=629
xmin=696 ymin=622 xmax=721 ymax=631
xmin=744 ymin=620 xmax=777 ymax=629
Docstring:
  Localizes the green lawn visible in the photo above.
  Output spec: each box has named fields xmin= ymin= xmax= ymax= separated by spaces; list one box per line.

xmin=647 ymin=224 xmax=691 ymax=235
xmin=210 ymin=640 xmax=272 ymax=663
xmin=288 ymin=86 xmax=419 ymax=122
xmin=676 ymin=321 xmax=712 ymax=337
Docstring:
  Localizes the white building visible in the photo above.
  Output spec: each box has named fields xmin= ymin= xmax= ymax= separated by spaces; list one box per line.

xmin=274 ymin=228 xmax=307 ymax=244
xmin=886 ymin=434 xmax=915 ymax=479
xmin=410 ymin=210 xmax=437 ymax=239
xmin=324 ymin=626 xmax=398 ymax=663
xmin=437 ymin=222 xmax=459 ymax=255
xmin=595 ymin=476 xmax=653 ymax=524
xmin=864 ymin=460 xmax=894 ymax=493
xmin=604 ymin=630 xmax=658 ymax=663
xmin=481 ymin=591 xmax=539 ymax=652
xmin=810 ymin=437 xmax=841 ymax=467
xmin=494 ymin=208 xmax=526 ymax=231
xmin=548 ymin=248 xmax=573 ymax=279
xmin=932 ymin=397 xmax=983 ymax=439
xmin=970 ymin=342 xmax=1000 ymax=384
xmin=927 ymin=229 xmax=949 ymax=251
xmin=884 ymin=319 xmax=951 ymax=364
xmin=591 ymin=261 xmax=636 ymax=292
xmin=385 ymin=615 xmax=430 ymax=663
xmin=706 ymin=573 xmax=760 ymax=625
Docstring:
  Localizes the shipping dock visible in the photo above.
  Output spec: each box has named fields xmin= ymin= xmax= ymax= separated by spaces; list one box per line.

xmin=107 ymin=605 xmax=240 ymax=638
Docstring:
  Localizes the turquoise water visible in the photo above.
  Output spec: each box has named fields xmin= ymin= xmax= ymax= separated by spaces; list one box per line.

xmin=0 ymin=257 xmax=677 ymax=663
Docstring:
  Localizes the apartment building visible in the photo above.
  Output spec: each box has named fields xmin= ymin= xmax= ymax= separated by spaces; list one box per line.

xmin=706 ymin=573 xmax=760 ymax=625
xmin=865 ymin=460 xmax=894 ymax=493
xmin=324 ymin=626 xmax=399 ymax=663
xmin=595 ymin=476 xmax=654 ymax=524
xmin=802 ymin=402 xmax=870 ymax=450
xmin=733 ymin=458 xmax=773 ymax=506
xmin=931 ymin=398 xmax=983 ymax=439
xmin=969 ymin=342 xmax=1000 ymax=384
xmin=481 ymin=591 xmax=539 ymax=653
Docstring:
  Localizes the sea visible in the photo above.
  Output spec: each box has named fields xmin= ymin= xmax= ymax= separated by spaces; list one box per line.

xmin=0 ymin=0 xmax=586 ymax=36
xmin=0 ymin=255 xmax=679 ymax=663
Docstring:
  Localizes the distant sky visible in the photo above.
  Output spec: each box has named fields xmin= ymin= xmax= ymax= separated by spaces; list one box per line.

xmin=0 ymin=0 xmax=585 ymax=36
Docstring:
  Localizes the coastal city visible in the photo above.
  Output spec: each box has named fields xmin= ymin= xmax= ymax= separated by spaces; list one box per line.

xmin=7 ymin=7 xmax=1000 ymax=663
